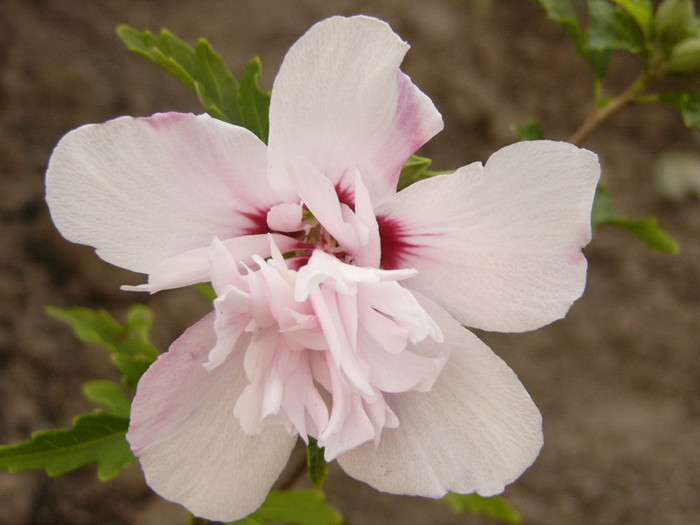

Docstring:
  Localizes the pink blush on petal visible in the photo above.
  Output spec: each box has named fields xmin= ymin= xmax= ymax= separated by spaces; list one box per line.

xmin=137 ymin=111 xmax=194 ymax=129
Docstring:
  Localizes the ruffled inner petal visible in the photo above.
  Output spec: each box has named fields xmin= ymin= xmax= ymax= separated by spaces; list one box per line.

xmin=126 ymin=313 xmax=296 ymax=522
xmin=337 ymin=292 xmax=543 ymax=498
xmin=207 ymin=238 xmax=445 ymax=460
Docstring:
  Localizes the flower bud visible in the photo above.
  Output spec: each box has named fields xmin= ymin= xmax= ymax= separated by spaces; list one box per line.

xmin=655 ymin=0 xmax=695 ymax=45
xmin=667 ymin=37 xmax=700 ymax=73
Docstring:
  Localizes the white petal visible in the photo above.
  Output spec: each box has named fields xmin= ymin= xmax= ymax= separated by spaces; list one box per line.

xmin=267 ymin=16 xmax=442 ymax=205
xmin=127 ymin=312 xmax=296 ymax=522
xmin=377 ymin=140 xmax=600 ymax=332
xmin=126 ymin=233 xmax=300 ymax=293
xmin=337 ymin=293 xmax=542 ymax=497
xmin=288 ymin=156 xmax=362 ymax=254
xmin=266 ymin=202 xmax=303 ymax=232
xmin=356 ymin=327 xmax=447 ymax=393
xmin=46 ymin=112 xmax=279 ymax=274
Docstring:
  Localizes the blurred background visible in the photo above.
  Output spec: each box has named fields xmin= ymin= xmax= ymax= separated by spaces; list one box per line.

xmin=1 ymin=1 xmax=699 ymax=524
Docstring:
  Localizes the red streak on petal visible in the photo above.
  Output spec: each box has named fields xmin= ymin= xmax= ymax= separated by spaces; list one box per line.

xmin=335 ymin=180 xmax=354 ymax=209
xmin=240 ymin=208 xmax=271 ymax=235
xmin=377 ymin=215 xmax=423 ymax=270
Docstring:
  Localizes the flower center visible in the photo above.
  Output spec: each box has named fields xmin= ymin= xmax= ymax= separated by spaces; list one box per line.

xmin=205 ymin=236 xmax=446 ymax=460
xmin=266 ymin=204 xmax=359 ymax=267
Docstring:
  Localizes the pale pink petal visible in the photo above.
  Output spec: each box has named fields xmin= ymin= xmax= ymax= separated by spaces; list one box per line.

xmin=295 ymin=249 xmax=416 ymax=303
xmin=321 ymin=390 xmax=377 ymax=461
xmin=124 ymin=234 xmax=300 ymax=293
xmin=267 ymin=16 xmax=443 ymax=206
xmin=308 ymin=285 xmax=372 ymax=396
xmin=377 ymin=140 xmax=600 ymax=332
xmin=337 ymin=293 xmax=542 ymax=497
xmin=351 ymin=169 xmax=382 ymax=267
xmin=127 ymin=313 xmax=296 ymax=522
xmin=234 ymin=329 xmax=283 ymax=434
xmin=46 ymin=112 xmax=279 ymax=274
xmin=355 ymin=327 xmax=447 ymax=393
xmin=288 ymin=156 xmax=363 ymax=255
xmin=274 ymin=349 xmax=329 ymax=441
xmin=266 ymin=202 xmax=304 ymax=232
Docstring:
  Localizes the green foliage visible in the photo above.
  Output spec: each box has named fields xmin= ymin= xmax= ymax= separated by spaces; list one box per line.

xmin=117 ymin=26 xmax=270 ymax=142
xmin=592 ymin=185 xmax=679 ymax=253
xmin=658 ymin=91 xmax=700 ymax=128
xmin=0 ymin=411 xmax=134 ymax=481
xmin=666 ymin=37 xmax=700 ymax=73
xmin=195 ymin=282 xmax=218 ymax=301
xmin=306 ymin=437 xmax=328 ymax=490
xmin=535 ymin=0 xmax=587 ymax=49
xmin=397 ymin=155 xmax=434 ymax=190
xmin=82 ymin=380 xmax=132 ymax=418
xmin=535 ymin=0 xmax=612 ymax=78
xmin=536 ymin=0 xmax=657 ymax=75
xmin=613 ymin=0 xmax=654 ymax=38
xmin=585 ymin=0 xmax=649 ymax=55
xmin=229 ymin=490 xmax=342 ymax=525
xmin=655 ymin=0 xmax=695 ymax=45
xmin=239 ymin=58 xmax=271 ymax=143
xmin=46 ymin=305 xmax=157 ymax=390
xmin=442 ymin=493 xmax=521 ymax=524
xmin=512 ymin=118 xmax=545 ymax=140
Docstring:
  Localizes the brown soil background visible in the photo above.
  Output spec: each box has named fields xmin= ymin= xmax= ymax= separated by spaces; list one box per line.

xmin=1 ymin=1 xmax=699 ymax=524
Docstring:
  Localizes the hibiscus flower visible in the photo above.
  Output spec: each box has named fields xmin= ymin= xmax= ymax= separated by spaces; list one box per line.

xmin=45 ymin=15 xmax=599 ymax=522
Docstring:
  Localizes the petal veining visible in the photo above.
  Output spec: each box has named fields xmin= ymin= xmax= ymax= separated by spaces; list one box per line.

xmin=267 ymin=16 xmax=442 ymax=205
xmin=127 ymin=313 xmax=296 ymax=522
xmin=46 ymin=112 xmax=279 ymax=274
xmin=337 ymin=292 xmax=542 ymax=498
xmin=377 ymin=140 xmax=600 ymax=332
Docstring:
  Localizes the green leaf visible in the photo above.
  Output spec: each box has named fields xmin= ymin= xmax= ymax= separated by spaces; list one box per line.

xmin=306 ymin=437 xmax=328 ymax=490
xmin=535 ymin=0 xmax=612 ymax=77
xmin=591 ymin=183 xmax=618 ymax=225
xmin=239 ymin=57 xmax=271 ymax=143
xmin=612 ymin=0 xmax=654 ymax=38
xmin=442 ymin=493 xmax=521 ymax=524
xmin=659 ymin=91 xmax=700 ymax=128
xmin=397 ymin=155 xmax=433 ymax=190
xmin=654 ymin=0 xmax=695 ymax=45
xmin=46 ymin=305 xmax=158 ymax=390
xmin=585 ymin=0 xmax=648 ymax=54
xmin=535 ymin=0 xmax=586 ymax=48
xmin=592 ymin=185 xmax=679 ymax=253
xmin=587 ymin=48 xmax=614 ymax=79
xmin=195 ymin=282 xmax=217 ymax=301
xmin=0 ymin=411 xmax=134 ymax=481
xmin=607 ymin=216 xmax=679 ymax=252
xmin=82 ymin=380 xmax=131 ymax=418
xmin=511 ymin=118 xmax=544 ymax=140
xmin=117 ymin=26 xmax=240 ymax=121
xmin=116 ymin=26 xmax=271 ymax=142
xmin=230 ymin=489 xmax=343 ymax=525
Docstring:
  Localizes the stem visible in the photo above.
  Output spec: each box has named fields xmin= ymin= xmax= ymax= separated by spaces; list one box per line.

xmin=569 ymin=72 xmax=652 ymax=146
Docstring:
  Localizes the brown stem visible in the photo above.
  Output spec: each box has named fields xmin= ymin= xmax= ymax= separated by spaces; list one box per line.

xmin=568 ymin=73 xmax=652 ymax=146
